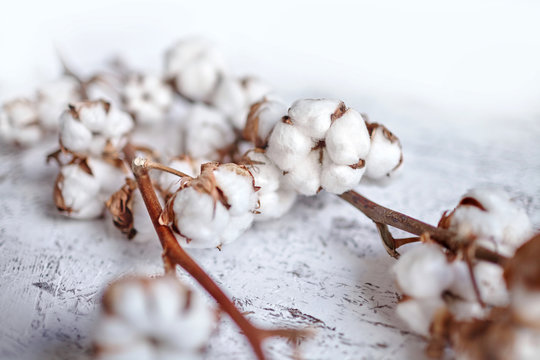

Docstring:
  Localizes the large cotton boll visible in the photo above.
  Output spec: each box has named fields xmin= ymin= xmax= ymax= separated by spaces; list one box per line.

xmin=325 ymin=108 xmax=371 ymax=166
xmin=288 ymin=98 xmax=342 ymax=139
xmin=266 ymin=121 xmax=315 ymax=171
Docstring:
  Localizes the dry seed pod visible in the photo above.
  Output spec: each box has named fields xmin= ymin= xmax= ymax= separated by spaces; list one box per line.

xmin=160 ymin=162 xmax=258 ymax=248
xmin=266 ymin=99 xmax=371 ymax=195
xmin=94 ymin=275 xmax=216 ymax=360
xmin=0 ymin=98 xmax=41 ymax=146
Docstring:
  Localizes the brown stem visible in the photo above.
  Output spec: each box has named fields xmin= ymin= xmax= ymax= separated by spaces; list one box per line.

xmin=136 ymin=158 xmax=192 ymax=179
xmin=123 ymin=144 xmax=307 ymax=360
xmin=340 ymin=190 xmax=508 ymax=265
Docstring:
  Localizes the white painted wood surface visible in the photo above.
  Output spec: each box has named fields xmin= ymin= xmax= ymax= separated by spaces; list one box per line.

xmin=1 ymin=110 xmax=538 ymax=360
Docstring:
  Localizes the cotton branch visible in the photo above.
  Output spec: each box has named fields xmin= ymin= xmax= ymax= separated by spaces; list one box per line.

xmin=123 ymin=144 xmax=309 ymax=360
xmin=340 ymin=190 xmax=508 ymax=265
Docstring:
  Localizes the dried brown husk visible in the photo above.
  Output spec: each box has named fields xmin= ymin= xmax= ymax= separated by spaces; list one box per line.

xmin=106 ymin=178 xmax=138 ymax=239
xmin=504 ymin=233 xmax=540 ymax=291
xmin=243 ymin=100 xmax=265 ymax=147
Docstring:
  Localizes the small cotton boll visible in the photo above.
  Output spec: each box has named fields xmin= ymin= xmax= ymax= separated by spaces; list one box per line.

xmin=393 ymin=243 xmax=454 ymax=298
xmin=103 ymin=107 xmax=134 ymax=138
xmin=0 ymin=99 xmax=42 ymax=146
xmin=213 ymin=164 xmax=258 ymax=216
xmin=283 ymin=149 xmax=322 ymax=195
xmin=86 ymin=157 xmax=126 ymax=195
xmin=36 ymin=76 xmax=81 ymax=129
xmin=122 ymin=74 xmax=173 ymax=125
xmin=58 ymin=164 xmax=104 ymax=219
xmin=320 ymin=149 xmax=365 ymax=194
xmin=243 ymin=98 xmax=287 ymax=147
xmin=221 ymin=212 xmax=254 ymax=245
xmin=325 ymin=109 xmax=371 ymax=165
xmin=183 ymin=104 xmax=235 ymax=160
xmin=165 ymin=38 xmax=227 ymax=102
xmin=172 ymin=187 xmax=230 ymax=248
xmin=288 ymin=98 xmax=343 ymax=139
xmin=78 ymin=102 xmax=108 ymax=132
xmin=256 ymin=189 xmax=297 ymax=221
xmin=266 ymin=121 xmax=315 ymax=171
xmin=364 ymin=124 xmax=403 ymax=180
xmin=59 ymin=112 xmax=93 ymax=152
xmin=396 ymin=297 xmax=445 ymax=336
xmin=244 ymin=150 xmax=281 ymax=193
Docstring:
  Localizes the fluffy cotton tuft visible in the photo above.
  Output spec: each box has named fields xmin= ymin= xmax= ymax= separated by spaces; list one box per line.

xmin=182 ymin=104 xmax=236 ymax=161
xmin=210 ymin=76 xmax=273 ymax=130
xmin=94 ymin=275 xmax=216 ymax=360
xmin=59 ymin=100 xmax=134 ymax=156
xmin=0 ymin=98 xmax=42 ymax=146
xmin=165 ymin=38 xmax=227 ymax=102
xmin=163 ymin=163 xmax=258 ymax=248
xmin=243 ymin=97 xmax=288 ymax=148
xmin=122 ymin=74 xmax=173 ymax=125
xmin=244 ymin=150 xmax=297 ymax=220
xmin=266 ymin=99 xmax=373 ymax=195
xmin=364 ymin=123 xmax=403 ymax=179
xmin=36 ymin=76 xmax=81 ymax=129
xmin=396 ymin=297 xmax=445 ymax=337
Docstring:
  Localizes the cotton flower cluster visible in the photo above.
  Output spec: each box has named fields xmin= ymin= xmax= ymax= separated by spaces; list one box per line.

xmin=267 ymin=99 xmax=376 ymax=195
xmin=439 ymin=188 xmax=533 ymax=256
xmin=182 ymin=104 xmax=236 ymax=161
xmin=210 ymin=76 xmax=272 ymax=130
xmin=0 ymin=99 xmax=41 ymax=146
xmin=54 ymin=156 xmax=126 ymax=219
xmin=59 ymin=99 xmax=134 ymax=157
xmin=122 ymin=74 xmax=174 ymax=125
xmin=94 ymin=275 xmax=216 ymax=360
xmin=160 ymin=162 xmax=258 ymax=248
xmin=243 ymin=149 xmax=296 ymax=220
xmin=165 ymin=38 xmax=227 ymax=102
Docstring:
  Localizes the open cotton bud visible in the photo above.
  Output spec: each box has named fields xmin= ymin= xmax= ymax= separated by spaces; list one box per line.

xmin=157 ymin=156 xmax=203 ymax=197
xmin=243 ymin=149 xmax=297 ymax=221
xmin=160 ymin=162 xmax=258 ymax=248
xmin=183 ymin=104 xmax=236 ymax=161
xmin=122 ymin=74 xmax=173 ymax=125
xmin=54 ymin=161 xmax=104 ymax=219
xmin=36 ymin=76 xmax=81 ymax=129
xmin=210 ymin=76 xmax=272 ymax=130
xmin=0 ymin=98 xmax=42 ymax=146
xmin=439 ymin=188 xmax=533 ymax=256
xmin=165 ymin=38 xmax=227 ymax=102
xmin=364 ymin=123 xmax=403 ymax=180
xmin=266 ymin=99 xmax=371 ymax=195
xmin=393 ymin=243 xmax=454 ymax=298
xmin=243 ymin=97 xmax=288 ymax=148
xmin=59 ymin=99 xmax=134 ymax=157
xmin=504 ymin=234 xmax=540 ymax=325
xmin=94 ymin=275 xmax=216 ymax=360
xmin=396 ymin=297 xmax=445 ymax=336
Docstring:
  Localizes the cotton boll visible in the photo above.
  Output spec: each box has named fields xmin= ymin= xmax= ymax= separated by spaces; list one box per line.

xmin=0 ymin=98 xmax=42 ymax=146
xmin=266 ymin=121 xmax=315 ymax=171
xmin=165 ymin=38 xmax=227 ymax=102
xmin=59 ymin=112 xmax=93 ymax=152
xmin=103 ymin=107 xmax=134 ymax=138
xmin=364 ymin=124 xmax=403 ymax=180
xmin=172 ymin=188 xmax=230 ymax=248
xmin=320 ymin=149 xmax=365 ymax=194
xmin=36 ymin=76 xmax=81 ymax=129
xmin=393 ymin=244 xmax=454 ymax=298
xmin=244 ymin=150 xmax=281 ymax=193
xmin=325 ymin=108 xmax=371 ymax=165
xmin=86 ymin=157 xmax=126 ymax=195
xmin=221 ymin=212 xmax=254 ymax=245
xmin=57 ymin=164 xmax=104 ymax=219
xmin=183 ymin=104 xmax=236 ymax=161
xmin=288 ymin=98 xmax=342 ymax=139
xmin=396 ymin=297 xmax=445 ymax=336
xmin=213 ymin=164 xmax=258 ymax=216
xmin=122 ymin=74 xmax=173 ymax=125
xmin=78 ymin=101 xmax=108 ymax=132
xmin=243 ymin=97 xmax=287 ymax=148
xmin=256 ymin=189 xmax=297 ymax=221
xmin=210 ymin=77 xmax=246 ymax=129
xmin=283 ymin=149 xmax=322 ymax=196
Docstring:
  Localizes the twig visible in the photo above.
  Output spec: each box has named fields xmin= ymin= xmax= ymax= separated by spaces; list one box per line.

xmin=124 ymin=144 xmax=309 ymax=360
xmin=340 ymin=190 xmax=508 ymax=265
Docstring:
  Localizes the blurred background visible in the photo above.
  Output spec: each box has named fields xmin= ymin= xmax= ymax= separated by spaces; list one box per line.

xmin=2 ymin=0 xmax=540 ymax=128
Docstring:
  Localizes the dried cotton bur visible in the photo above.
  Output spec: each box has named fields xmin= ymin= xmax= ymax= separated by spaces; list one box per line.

xmin=0 ymin=34 xmax=528 ymax=360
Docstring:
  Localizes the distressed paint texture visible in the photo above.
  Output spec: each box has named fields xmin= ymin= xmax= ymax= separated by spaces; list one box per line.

xmin=0 ymin=113 xmax=539 ymax=360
